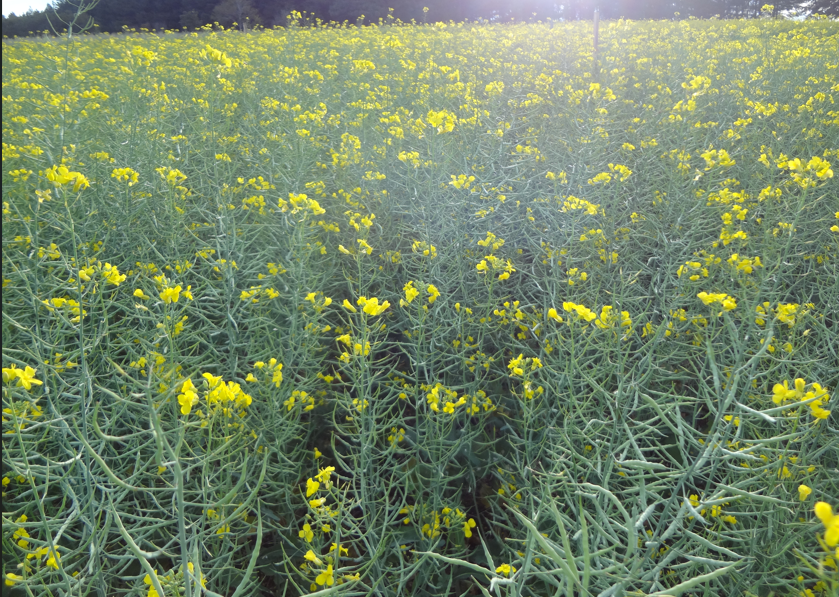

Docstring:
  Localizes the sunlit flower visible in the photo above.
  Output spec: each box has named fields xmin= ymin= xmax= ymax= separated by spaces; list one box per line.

xmin=463 ymin=518 xmax=477 ymax=538
xmin=298 ymin=523 xmax=314 ymax=543
xmin=815 ymin=502 xmax=839 ymax=547
xmin=5 ymin=573 xmax=23 ymax=586
xmin=315 ymin=564 xmax=334 ymax=586
xmin=160 ymin=285 xmax=182 ymax=304
xmin=427 ymin=284 xmax=440 ymax=304
xmin=306 ymin=478 xmax=320 ymax=497
xmin=304 ymin=550 xmax=322 ymax=566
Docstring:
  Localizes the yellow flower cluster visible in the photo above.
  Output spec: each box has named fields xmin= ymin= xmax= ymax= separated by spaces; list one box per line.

xmin=697 ymin=291 xmax=737 ymax=313
xmin=815 ymin=502 xmax=839 ymax=547
xmin=700 ymin=147 xmax=736 ymax=170
xmin=425 ymin=383 xmax=463 ymax=413
xmin=177 ymin=378 xmax=199 ymax=415
xmin=399 ymin=503 xmax=472 ymax=539
xmin=154 ymin=166 xmax=187 ymax=186
xmin=400 ymin=281 xmax=419 ymax=306
xmin=560 ymin=195 xmax=601 ymax=215
xmin=411 ymin=240 xmax=437 ymax=258
xmin=41 ymin=297 xmax=86 ymax=322
xmin=253 ymin=358 xmax=283 ymax=387
xmin=356 ymin=296 xmax=390 ymax=316
xmin=198 ymin=44 xmax=232 ymax=67
xmin=677 ymin=260 xmax=709 ymax=280
xmin=44 ymin=165 xmax=89 ymax=192
xmin=507 ymin=354 xmax=542 ymax=377
xmin=688 ymin=494 xmax=737 ymax=525
xmin=111 ymin=167 xmax=139 ymax=186
xmin=285 ymin=390 xmax=315 ymax=412
xmin=594 ymin=306 xmax=632 ymax=331
xmin=240 ymin=286 xmax=280 ymax=303
xmin=2 ymin=364 xmax=42 ymax=391
xmin=477 ymin=231 xmax=504 ymax=251
xmin=449 ymin=174 xmax=476 ymax=189
xmin=476 ymin=254 xmax=515 ymax=281
xmin=778 ymin=155 xmax=833 ymax=189
xmin=278 ymin=192 xmax=326 ymax=216
xmin=772 ymin=378 xmax=831 ymax=420
xmin=202 ymin=373 xmax=253 ymax=411
xmin=562 ymin=301 xmax=596 ymax=322
xmin=426 ymin=109 xmax=456 ymax=133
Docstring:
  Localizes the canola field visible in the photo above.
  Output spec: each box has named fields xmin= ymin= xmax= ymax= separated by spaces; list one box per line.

xmin=2 ymin=14 xmax=839 ymax=597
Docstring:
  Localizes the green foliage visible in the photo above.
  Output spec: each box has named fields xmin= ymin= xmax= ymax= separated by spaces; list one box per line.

xmin=2 ymin=15 xmax=838 ymax=597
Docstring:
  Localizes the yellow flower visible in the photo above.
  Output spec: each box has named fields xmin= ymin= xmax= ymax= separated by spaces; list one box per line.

xmin=45 ymin=165 xmax=89 ymax=192
xmin=160 ymin=285 xmax=182 ymax=304
xmin=298 ymin=523 xmax=314 ymax=543
xmin=357 ymin=239 xmax=373 ymax=255
xmin=315 ymin=466 xmax=336 ymax=484
xmin=799 ymin=485 xmax=813 ymax=501
xmin=427 ymin=284 xmax=440 ymax=303
xmin=315 ymin=564 xmax=334 ymax=586
xmin=723 ymin=415 xmax=740 ymax=427
xmin=495 ymin=563 xmax=516 ymax=577
xmin=358 ymin=296 xmax=390 ymax=316
xmin=102 ymin=263 xmax=126 ymax=286
xmin=697 ymin=291 xmax=736 ymax=313
xmin=306 ymin=478 xmax=320 ymax=497
xmin=563 ymin=302 xmax=596 ymax=322
xmin=143 ymin=572 xmax=159 ymax=595
xmin=330 ymin=543 xmax=349 ymax=555
xmin=304 ymin=550 xmax=322 ymax=565
xmin=177 ymin=378 xmax=199 ymax=415
xmin=5 ymin=573 xmax=23 ymax=586
xmin=272 ymin=363 xmax=283 ymax=387
xmin=11 ymin=366 xmax=42 ymax=390
xmin=342 ymin=299 xmax=357 ymax=313
xmin=463 ymin=518 xmax=477 ymax=538
xmin=2 ymin=365 xmax=19 ymax=384
xmin=134 ymin=288 xmax=150 ymax=300
xmin=403 ymin=281 xmax=419 ymax=304
xmin=45 ymin=547 xmax=61 ymax=569
xmin=815 ymin=502 xmax=839 ymax=546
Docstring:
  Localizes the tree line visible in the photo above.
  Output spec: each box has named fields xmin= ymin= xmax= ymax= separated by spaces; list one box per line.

xmin=3 ymin=0 xmax=837 ymax=38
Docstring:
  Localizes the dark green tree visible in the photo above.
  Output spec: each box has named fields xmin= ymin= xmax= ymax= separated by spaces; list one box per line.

xmin=806 ymin=0 xmax=839 ymax=14
xmin=211 ymin=0 xmax=261 ymax=29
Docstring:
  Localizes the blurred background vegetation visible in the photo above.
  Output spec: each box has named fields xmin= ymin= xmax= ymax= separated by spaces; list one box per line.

xmin=3 ymin=0 xmax=838 ymax=38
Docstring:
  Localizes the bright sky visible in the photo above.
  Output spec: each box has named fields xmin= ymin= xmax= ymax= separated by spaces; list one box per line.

xmin=2 ymin=0 xmax=53 ymax=17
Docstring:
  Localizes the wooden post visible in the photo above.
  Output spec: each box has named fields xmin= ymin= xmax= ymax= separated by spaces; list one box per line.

xmin=593 ymin=7 xmax=599 ymax=74
xmin=593 ymin=7 xmax=599 ymax=57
